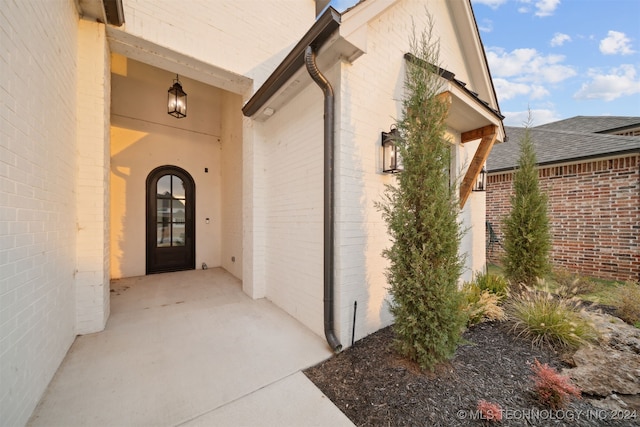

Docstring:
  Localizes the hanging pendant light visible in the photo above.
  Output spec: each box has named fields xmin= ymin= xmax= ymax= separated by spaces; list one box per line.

xmin=167 ymin=74 xmax=187 ymax=118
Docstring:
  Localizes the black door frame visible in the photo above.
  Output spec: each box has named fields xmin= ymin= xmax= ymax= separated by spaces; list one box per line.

xmin=146 ymin=165 xmax=196 ymax=274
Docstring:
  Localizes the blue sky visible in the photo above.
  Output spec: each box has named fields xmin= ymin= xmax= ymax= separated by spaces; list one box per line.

xmin=329 ymin=0 xmax=640 ymax=126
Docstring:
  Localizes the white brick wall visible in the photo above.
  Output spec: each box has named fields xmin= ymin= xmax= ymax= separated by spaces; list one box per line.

xmin=334 ymin=0 xmax=487 ymax=345
xmin=332 ymin=2 xmax=422 ymax=345
xmin=242 ymin=117 xmax=267 ymax=298
xmin=454 ymin=137 xmax=487 ymax=283
xmin=260 ymin=83 xmax=326 ymax=337
xmin=337 ymin=0 xmax=484 ymax=345
xmin=0 ymin=1 xmax=79 ymax=425
xmin=220 ymin=92 xmax=244 ymax=280
xmin=75 ymin=19 xmax=111 ymax=334
xmin=121 ymin=0 xmax=316 ymax=89
xmin=250 ymin=0 xmax=491 ymax=347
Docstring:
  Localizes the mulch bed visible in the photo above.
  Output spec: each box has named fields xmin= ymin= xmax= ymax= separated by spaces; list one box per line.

xmin=304 ymin=322 xmax=638 ymax=426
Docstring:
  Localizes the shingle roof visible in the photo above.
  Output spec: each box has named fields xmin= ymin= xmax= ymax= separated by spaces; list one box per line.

xmin=403 ymin=53 xmax=504 ymax=121
xmin=487 ymin=125 xmax=640 ymax=172
xmin=534 ymin=116 xmax=640 ymax=134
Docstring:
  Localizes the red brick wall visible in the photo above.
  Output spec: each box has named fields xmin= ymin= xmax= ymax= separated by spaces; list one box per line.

xmin=487 ymin=154 xmax=640 ymax=282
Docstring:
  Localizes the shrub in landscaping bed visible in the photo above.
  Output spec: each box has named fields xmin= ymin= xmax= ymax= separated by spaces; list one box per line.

xmin=552 ymin=269 xmax=595 ymax=296
xmin=506 ymin=285 xmax=597 ymax=349
xmin=477 ymin=400 xmax=502 ymax=422
xmin=615 ymin=281 xmax=640 ymax=326
xmin=501 ymin=117 xmax=552 ymax=288
xmin=530 ymin=359 xmax=581 ymax=410
xmin=462 ymin=279 xmax=505 ymax=326
xmin=475 ymin=271 xmax=509 ymax=300
xmin=377 ymin=18 xmax=465 ymax=370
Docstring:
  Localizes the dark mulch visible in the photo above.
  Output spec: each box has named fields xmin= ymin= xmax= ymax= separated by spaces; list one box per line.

xmin=304 ymin=322 xmax=639 ymax=426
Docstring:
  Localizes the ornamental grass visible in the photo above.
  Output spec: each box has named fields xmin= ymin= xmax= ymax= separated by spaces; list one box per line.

xmin=506 ymin=283 xmax=596 ymax=349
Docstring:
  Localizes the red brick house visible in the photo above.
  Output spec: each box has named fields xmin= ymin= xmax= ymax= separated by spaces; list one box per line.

xmin=487 ymin=116 xmax=640 ymax=282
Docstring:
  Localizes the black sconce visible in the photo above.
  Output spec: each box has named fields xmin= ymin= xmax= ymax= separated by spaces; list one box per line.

xmin=382 ymin=125 xmax=402 ymax=173
xmin=473 ymin=166 xmax=487 ymax=191
xmin=167 ymin=74 xmax=187 ymax=118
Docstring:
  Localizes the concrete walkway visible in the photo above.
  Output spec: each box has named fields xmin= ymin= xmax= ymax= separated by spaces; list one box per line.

xmin=27 ymin=269 xmax=354 ymax=427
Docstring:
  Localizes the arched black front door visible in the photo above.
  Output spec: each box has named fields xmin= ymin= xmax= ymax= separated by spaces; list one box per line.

xmin=146 ymin=166 xmax=195 ymax=274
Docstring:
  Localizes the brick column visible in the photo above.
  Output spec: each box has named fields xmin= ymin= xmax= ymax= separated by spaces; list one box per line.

xmin=75 ymin=19 xmax=111 ymax=334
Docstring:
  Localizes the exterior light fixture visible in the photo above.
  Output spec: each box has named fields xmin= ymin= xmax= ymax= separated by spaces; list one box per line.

xmin=473 ymin=166 xmax=487 ymax=191
xmin=382 ymin=125 xmax=403 ymax=173
xmin=167 ymin=74 xmax=187 ymax=118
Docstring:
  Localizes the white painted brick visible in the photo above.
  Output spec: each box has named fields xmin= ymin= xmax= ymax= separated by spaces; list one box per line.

xmin=330 ymin=0 xmax=487 ymax=345
xmin=258 ymin=83 xmax=326 ymax=337
xmin=0 ymin=0 xmax=79 ymax=425
xmin=122 ymin=0 xmax=315 ymax=89
xmin=75 ymin=19 xmax=110 ymax=335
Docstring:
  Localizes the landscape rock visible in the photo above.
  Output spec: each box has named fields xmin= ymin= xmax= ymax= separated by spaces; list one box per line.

xmin=589 ymin=394 xmax=628 ymax=412
xmin=587 ymin=310 xmax=640 ymax=354
xmin=563 ymin=311 xmax=640 ymax=398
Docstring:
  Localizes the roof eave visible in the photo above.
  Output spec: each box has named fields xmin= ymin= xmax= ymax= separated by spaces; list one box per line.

xmin=595 ymin=123 xmax=640 ymax=134
xmin=488 ymin=148 xmax=640 ymax=173
xmin=242 ymin=7 xmax=341 ymax=117
xmin=404 ymin=53 xmax=505 ymax=140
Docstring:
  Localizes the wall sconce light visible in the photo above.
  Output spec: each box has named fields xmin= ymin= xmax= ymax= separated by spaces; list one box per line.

xmin=472 ymin=166 xmax=487 ymax=191
xmin=382 ymin=125 xmax=403 ymax=173
xmin=167 ymin=74 xmax=187 ymax=118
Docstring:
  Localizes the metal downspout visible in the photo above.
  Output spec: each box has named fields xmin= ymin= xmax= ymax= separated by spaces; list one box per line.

xmin=304 ymin=46 xmax=342 ymax=352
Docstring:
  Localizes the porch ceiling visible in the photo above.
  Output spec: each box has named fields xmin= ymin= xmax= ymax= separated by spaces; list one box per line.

xmin=441 ymin=84 xmax=504 ymax=140
xmin=106 ymin=27 xmax=252 ymax=97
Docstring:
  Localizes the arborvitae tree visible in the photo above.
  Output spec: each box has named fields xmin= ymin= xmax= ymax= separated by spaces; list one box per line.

xmin=502 ymin=116 xmax=552 ymax=287
xmin=378 ymin=20 xmax=465 ymax=370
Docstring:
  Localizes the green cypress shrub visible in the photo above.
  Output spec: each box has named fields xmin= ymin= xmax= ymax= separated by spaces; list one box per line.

xmin=377 ymin=20 xmax=465 ymax=370
xmin=502 ymin=117 xmax=552 ymax=287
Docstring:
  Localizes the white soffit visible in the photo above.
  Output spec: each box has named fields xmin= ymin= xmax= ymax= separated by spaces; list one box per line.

xmin=252 ymin=32 xmax=363 ymax=122
xmin=443 ymin=82 xmax=504 ymax=141
xmin=106 ymin=27 xmax=252 ymax=97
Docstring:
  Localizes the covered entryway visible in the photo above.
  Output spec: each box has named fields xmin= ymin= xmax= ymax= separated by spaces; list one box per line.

xmin=146 ymin=165 xmax=196 ymax=274
xmin=27 ymin=269 xmax=351 ymax=426
xmin=109 ymin=53 xmax=244 ymax=282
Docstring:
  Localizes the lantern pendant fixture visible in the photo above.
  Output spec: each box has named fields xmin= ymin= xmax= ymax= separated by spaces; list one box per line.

xmin=382 ymin=125 xmax=403 ymax=173
xmin=167 ymin=74 xmax=187 ymax=118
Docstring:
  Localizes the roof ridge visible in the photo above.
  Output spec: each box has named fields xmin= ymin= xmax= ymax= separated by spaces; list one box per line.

xmin=533 ymin=115 xmax=640 ymax=125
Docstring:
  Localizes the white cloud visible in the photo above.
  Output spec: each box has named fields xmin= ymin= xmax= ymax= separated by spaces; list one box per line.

xmin=530 ymin=85 xmax=551 ymax=99
xmin=574 ymin=64 xmax=640 ymax=101
xmin=599 ymin=31 xmax=635 ymax=55
xmin=516 ymin=0 xmax=559 ymax=16
xmin=494 ymin=79 xmax=550 ymax=101
xmin=472 ymin=0 xmax=508 ymax=9
xmin=503 ymin=109 xmax=561 ymax=127
xmin=478 ymin=18 xmax=493 ymax=33
xmin=486 ymin=47 xmax=576 ymax=83
xmin=550 ymin=33 xmax=571 ymax=47
xmin=534 ymin=0 xmax=560 ymax=17
xmin=486 ymin=47 xmax=573 ymax=104
xmin=516 ymin=0 xmax=531 ymax=13
xmin=494 ymin=79 xmax=531 ymax=100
